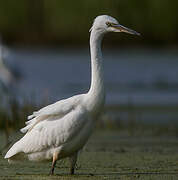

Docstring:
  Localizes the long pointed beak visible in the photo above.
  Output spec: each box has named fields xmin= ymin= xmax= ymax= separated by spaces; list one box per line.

xmin=113 ymin=24 xmax=141 ymax=36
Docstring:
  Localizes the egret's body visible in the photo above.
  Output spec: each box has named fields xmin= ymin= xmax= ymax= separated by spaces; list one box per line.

xmin=5 ymin=15 xmax=139 ymax=175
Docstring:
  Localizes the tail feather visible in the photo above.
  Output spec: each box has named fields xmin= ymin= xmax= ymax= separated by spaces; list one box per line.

xmin=4 ymin=141 xmax=21 ymax=159
xmin=4 ymin=141 xmax=27 ymax=164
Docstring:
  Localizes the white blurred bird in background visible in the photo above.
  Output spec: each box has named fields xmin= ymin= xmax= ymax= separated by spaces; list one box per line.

xmin=0 ymin=36 xmax=22 ymax=152
xmin=0 ymin=36 xmax=21 ymax=92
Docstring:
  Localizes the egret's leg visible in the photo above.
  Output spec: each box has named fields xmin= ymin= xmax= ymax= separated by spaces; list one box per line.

xmin=49 ymin=152 xmax=59 ymax=175
xmin=69 ymin=152 xmax=78 ymax=175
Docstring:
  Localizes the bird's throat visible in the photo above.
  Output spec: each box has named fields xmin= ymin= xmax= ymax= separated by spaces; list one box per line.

xmin=87 ymin=29 xmax=105 ymax=112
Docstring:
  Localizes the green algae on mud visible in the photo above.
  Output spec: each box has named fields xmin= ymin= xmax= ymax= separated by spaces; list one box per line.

xmin=1 ymin=131 xmax=178 ymax=180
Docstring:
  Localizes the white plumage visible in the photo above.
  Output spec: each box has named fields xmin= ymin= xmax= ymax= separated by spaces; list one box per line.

xmin=5 ymin=15 xmax=140 ymax=175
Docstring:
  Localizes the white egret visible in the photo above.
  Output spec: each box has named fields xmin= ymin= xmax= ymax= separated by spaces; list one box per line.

xmin=0 ymin=37 xmax=22 ymax=152
xmin=0 ymin=38 xmax=21 ymax=90
xmin=4 ymin=15 xmax=140 ymax=175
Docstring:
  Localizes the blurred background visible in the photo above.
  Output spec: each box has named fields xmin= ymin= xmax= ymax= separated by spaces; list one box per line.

xmin=0 ymin=0 xmax=178 ymax=149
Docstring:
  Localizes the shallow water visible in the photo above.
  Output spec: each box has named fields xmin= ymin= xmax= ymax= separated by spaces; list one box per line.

xmin=1 ymin=131 xmax=178 ymax=179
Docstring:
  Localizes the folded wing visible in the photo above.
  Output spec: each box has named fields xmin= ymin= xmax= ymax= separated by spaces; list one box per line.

xmin=5 ymin=102 xmax=89 ymax=159
xmin=21 ymin=94 xmax=84 ymax=133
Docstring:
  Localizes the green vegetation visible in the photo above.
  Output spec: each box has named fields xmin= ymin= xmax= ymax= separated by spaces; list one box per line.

xmin=0 ymin=0 xmax=177 ymax=45
xmin=1 ymin=131 xmax=178 ymax=179
xmin=0 ymin=98 xmax=178 ymax=179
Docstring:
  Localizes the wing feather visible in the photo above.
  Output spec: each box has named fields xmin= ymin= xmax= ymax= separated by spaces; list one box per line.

xmin=21 ymin=94 xmax=84 ymax=133
xmin=6 ymin=104 xmax=88 ymax=158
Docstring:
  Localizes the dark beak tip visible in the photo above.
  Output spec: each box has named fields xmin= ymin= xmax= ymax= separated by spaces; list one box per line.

xmin=134 ymin=32 xmax=141 ymax=36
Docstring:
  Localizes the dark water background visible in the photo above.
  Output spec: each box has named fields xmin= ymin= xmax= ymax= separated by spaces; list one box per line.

xmin=0 ymin=46 xmax=176 ymax=125
xmin=10 ymin=47 xmax=178 ymax=106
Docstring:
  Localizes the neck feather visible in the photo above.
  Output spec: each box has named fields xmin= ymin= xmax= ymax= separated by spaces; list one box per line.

xmin=87 ymin=29 xmax=105 ymax=110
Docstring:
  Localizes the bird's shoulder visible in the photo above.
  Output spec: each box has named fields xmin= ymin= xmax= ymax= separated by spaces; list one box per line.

xmin=20 ymin=93 xmax=86 ymax=133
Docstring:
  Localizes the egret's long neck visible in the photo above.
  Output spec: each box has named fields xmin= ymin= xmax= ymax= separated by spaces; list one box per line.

xmin=87 ymin=29 xmax=105 ymax=111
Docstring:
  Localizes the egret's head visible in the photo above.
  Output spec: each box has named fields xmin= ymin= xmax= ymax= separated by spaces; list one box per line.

xmin=90 ymin=15 xmax=140 ymax=36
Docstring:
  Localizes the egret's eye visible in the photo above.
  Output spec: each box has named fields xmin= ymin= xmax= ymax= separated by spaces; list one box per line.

xmin=106 ymin=22 xmax=118 ymax=27
xmin=106 ymin=22 xmax=112 ymax=27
